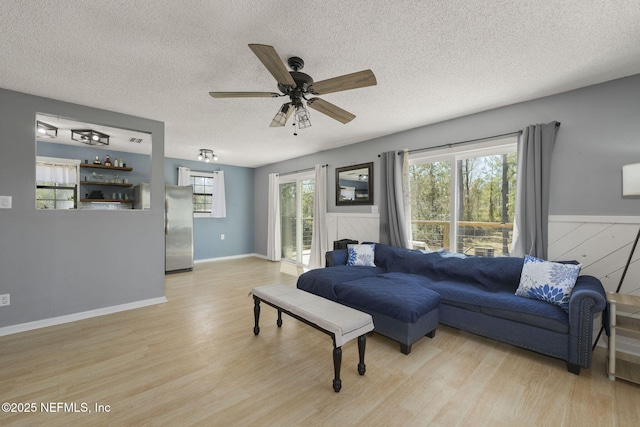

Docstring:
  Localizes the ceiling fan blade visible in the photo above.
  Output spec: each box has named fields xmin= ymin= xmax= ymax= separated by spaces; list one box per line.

xmin=310 ymin=70 xmax=377 ymax=95
xmin=248 ymin=44 xmax=296 ymax=87
xmin=307 ymin=98 xmax=356 ymax=124
xmin=209 ymin=91 xmax=281 ymax=98
xmin=270 ymin=102 xmax=294 ymax=127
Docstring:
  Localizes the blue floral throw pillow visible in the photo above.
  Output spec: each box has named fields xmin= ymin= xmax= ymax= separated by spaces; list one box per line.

xmin=347 ymin=243 xmax=376 ymax=267
xmin=515 ymin=255 xmax=581 ymax=311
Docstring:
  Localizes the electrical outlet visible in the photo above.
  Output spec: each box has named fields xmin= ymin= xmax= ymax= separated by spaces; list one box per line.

xmin=220 ymin=234 xmax=225 ymax=240
xmin=0 ymin=294 xmax=9 ymax=307
xmin=0 ymin=195 xmax=12 ymax=209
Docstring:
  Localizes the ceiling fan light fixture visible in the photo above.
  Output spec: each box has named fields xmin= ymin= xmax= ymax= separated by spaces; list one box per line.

xmin=295 ymin=105 xmax=311 ymax=129
xmin=270 ymin=103 xmax=293 ymax=127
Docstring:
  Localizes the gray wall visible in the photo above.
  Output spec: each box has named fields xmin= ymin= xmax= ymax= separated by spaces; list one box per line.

xmin=0 ymin=88 xmax=166 ymax=328
xmin=254 ymin=73 xmax=640 ymax=256
xmin=164 ymin=157 xmax=254 ymax=260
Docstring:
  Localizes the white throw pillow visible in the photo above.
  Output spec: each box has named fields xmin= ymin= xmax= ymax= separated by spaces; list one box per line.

xmin=347 ymin=243 xmax=376 ymax=267
xmin=515 ymin=255 xmax=581 ymax=311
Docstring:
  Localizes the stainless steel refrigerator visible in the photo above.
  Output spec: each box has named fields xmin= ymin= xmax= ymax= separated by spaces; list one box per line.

xmin=134 ymin=183 xmax=194 ymax=273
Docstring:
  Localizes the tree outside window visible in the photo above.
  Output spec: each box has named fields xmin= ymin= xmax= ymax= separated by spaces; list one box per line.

xmin=409 ymin=138 xmax=517 ymax=256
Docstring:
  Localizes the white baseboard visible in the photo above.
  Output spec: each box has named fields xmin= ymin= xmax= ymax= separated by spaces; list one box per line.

xmin=0 ymin=296 xmax=167 ymax=337
xmin=194 ymin=253 xmax=263 ymax=263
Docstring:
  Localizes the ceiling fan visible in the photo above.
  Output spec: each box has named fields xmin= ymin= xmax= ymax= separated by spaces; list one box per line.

xmin=209 ymin=44 xmax=377 ymax=129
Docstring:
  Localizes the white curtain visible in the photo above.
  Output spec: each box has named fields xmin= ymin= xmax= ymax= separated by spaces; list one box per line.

xmin=511 ymin=121 xmax=560 ymax=259
xmin=267 ymin=173 xmax=281 ymax=261
xmin=36 ymin=162 xmax=77 ymax=184
xmin=177 ymin=167 xmax=191 ymax=186
xmin=308 ymin=164 xmax=328 ymax=269
xmin=383 ymin=150 xmax=412 ymax=248
xmin=211 ymin=171 xmax=226 ymax=218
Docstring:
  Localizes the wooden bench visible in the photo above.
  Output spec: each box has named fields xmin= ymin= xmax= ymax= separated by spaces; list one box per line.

xmin=251 ymin=284 xmax=374 ymax=392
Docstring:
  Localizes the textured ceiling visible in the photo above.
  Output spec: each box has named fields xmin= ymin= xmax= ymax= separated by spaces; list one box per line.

xmin=2 ymin=1 xmax=640 ymax=167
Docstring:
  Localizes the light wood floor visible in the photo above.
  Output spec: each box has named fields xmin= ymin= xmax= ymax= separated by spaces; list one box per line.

xmin=1 ymin=257 xmax=638 ymax=426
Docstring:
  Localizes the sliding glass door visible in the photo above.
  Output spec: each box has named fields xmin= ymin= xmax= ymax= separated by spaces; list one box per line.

xmin=279 ymin=173 xmax=314 ymax=266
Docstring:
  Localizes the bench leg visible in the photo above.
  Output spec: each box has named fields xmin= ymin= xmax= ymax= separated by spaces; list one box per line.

xmin=333 ymin=346 xmax=342 ymax=392
xmin=253 ymin=296 xmax=260 ymax=335
xmin=277 ymin=309 xmax=282 ymax=327
xmin=357 ymin=334 xmax=366 ymax=375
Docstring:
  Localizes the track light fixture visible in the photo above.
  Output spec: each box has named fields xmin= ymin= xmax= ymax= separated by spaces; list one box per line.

xmin=36 ymin=121 xmax=58 ymax=138
xmin=71 ymin=129 xmax=109 ymax=146
xmin=198 ymin=149 xmax=218 ymax=162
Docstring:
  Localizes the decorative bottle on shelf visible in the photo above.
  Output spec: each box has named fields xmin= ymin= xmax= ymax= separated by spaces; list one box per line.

xmin=104 ymin=154 xmax=111 ymax=166
xmin=113 ymin=158 xmax=119 ymax=167
xmin=93 ymin=155 xmax=101 ymax=165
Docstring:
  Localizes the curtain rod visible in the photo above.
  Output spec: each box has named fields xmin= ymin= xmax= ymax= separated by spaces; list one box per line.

xmin=406 ymin=130 xmax=522 ymax=155
xmin=380 ymin=122 xmax=561 ymax=157
xmin=278 ymin=164 xmax=328 ymax=177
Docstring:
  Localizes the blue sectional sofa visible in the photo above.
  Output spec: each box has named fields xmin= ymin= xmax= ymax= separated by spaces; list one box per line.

xmin=296 ymin=243 xmax=607 ymax=374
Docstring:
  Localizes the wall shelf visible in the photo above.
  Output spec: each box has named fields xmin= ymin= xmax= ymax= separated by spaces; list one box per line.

xmin=79 ymin=161 xmax=134 ymax=206
xmin=80 ymin=199 xmax=133 ymax=203
xmin=80 ymin=181 xmax=132 ymax=187
xmin=80 ymin=164 xmax=132 ymax=171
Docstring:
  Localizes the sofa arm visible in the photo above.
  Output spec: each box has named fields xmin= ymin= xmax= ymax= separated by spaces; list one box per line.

xmin=325 ymin=249 xmax=348 ymax=267
xmin=567 ymin=275 xmax=607 ymax=369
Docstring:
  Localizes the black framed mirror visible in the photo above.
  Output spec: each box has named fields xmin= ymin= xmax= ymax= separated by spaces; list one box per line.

xmin=336 ymin=162 xmax=374 ymax=206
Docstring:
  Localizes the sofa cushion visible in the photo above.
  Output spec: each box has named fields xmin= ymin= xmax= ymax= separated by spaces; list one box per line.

xmin=296 ymin=265 xmax=382 ymax=301
xmin=334 ymin=275 xmax=441 ymax=323
xmin=390 ymin=251 xmax=524 ymax=291
xmin=347 ymin=243 xmax=376 ymax=266
xmin=515 ymin=255 xmax=581 ymax=312
xmin=412 ymin=277 xmax=569 ymax=333
xmin=373 ymin=243 xmax=412 ymax=272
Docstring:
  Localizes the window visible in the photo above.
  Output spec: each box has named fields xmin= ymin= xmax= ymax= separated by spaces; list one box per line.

xmin=178 ymin=168 xmax=226 ymax=218
xmin=36 ymin=157 xmax=80 ymax=210
xmin=188 ymin=172 xmax=214 ymax=217
xmin=409 ymin=136 xmax=517 ymax=256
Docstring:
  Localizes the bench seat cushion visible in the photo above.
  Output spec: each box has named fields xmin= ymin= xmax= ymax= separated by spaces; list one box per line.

xmin=251 ymin=284 xmax=374 ymax=347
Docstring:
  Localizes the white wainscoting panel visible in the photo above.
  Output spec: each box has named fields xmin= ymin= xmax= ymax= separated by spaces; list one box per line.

xmin=327 ymin=213 xmax=380 ymax=246
xmin=549 ymin=215 xmax=640 ymax=355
